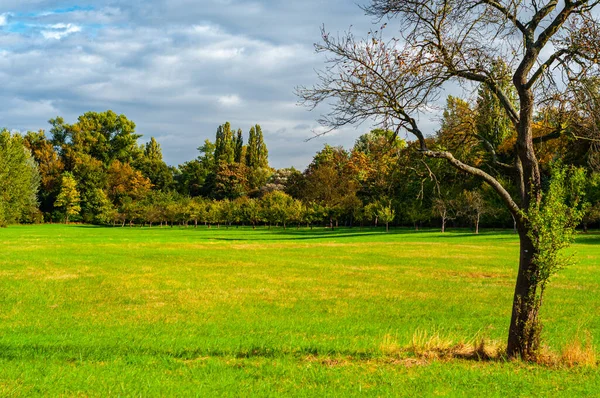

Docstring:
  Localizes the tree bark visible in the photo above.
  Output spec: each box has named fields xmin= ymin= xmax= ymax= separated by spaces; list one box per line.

xmin=507 ymin=229 xmax=541 ymax=359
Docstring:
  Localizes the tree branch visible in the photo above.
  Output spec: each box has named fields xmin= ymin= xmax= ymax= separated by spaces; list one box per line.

xmin=421 ymin=149 xmax=522 ymax=220
xmin=526 ymin=49 xmax=568 ymax=89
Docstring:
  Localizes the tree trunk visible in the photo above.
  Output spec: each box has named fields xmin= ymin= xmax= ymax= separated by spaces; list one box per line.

xmin=441 ymin=217 xmax=446 ymax=233
xmin=386 ymin=222 xmax=389 ymax=232
xmin=507 ymin=231 xmax=541 ymax=359
xmin=583 ymin=222 xmax=588 ymax=233
xmin=475 ymin=214 xmax=480 ymax=234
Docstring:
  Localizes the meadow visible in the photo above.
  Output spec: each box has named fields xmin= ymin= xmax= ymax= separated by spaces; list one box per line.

xmin=0 ymin=224 xmax=599 ymax=396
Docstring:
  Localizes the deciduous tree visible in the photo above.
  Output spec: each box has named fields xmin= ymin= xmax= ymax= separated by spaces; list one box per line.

xmin=55 ymin=172 xmax=81 ymax=224
xmin=297 ymin=0 xmax=600 ymax=358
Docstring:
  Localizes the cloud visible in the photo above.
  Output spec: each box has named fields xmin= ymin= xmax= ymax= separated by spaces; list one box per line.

xmin=218 ymin=95 xmax=242 ymax=107
xmin=40 ymin=23 xmax=81 ymax=39
xmin=0 ymin=13 xmax=8 ymax=26
xmin=0 ymin=0 xmax=380 ymax=169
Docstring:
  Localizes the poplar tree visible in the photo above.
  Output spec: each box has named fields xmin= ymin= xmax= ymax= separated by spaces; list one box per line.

xmin=245 ymin=124 xmax=268 ymax=169
xmin=214 ymin=122 xmax=235 ymax=165
xmin=245 ymin=124 xmax=270 ymax=190
xmin=233 ymin=129 xmax=244 ymax=164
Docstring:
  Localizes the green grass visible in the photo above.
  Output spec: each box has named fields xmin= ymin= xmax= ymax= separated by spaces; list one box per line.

xmin=1 ymin=224 xmax=599 ymax=396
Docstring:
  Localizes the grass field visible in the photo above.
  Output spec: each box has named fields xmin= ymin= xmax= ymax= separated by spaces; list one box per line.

xmin=1 ymin=224 xmax=599 ymax=396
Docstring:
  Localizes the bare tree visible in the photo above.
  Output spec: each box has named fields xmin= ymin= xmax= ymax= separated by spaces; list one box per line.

xmin=297 ymin=0 xmax=599 ymax=359
xmin=432 ymin=197 xmax=456 ymax=233
xmin=459 ymin=190 xmax=489 ymax=234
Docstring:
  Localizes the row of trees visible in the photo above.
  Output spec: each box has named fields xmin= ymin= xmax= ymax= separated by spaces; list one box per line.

xmin=2 ymin=113 xmax=274 ymax=225
xmin=5 ymin=92 xmax=600 ymax=233
xmin=85 ymin=190 xmax=395 ymax=230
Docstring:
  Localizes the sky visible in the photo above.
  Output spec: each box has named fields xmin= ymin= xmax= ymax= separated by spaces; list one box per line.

xmin=0 ymin=0 xmax=439 ymax=169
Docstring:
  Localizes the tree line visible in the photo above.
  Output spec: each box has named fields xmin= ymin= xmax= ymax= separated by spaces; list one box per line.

xmin=3 ymin=74 xmax=600 ymax=231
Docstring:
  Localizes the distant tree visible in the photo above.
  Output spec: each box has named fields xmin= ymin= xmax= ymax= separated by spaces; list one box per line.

xmin=177 ymin=139 xmax=216 ymax=196
xmin=214 ymin=163 xmax=249 ymax=200
xmin=459 ymin=190 xmax=488 ymax=235
xmin=136 ymin=137 xmax=173 ymax=191
xmin=24 ymin=130 xmax=64 ymax=217
xmin=189 ymin=197 xmax=206 ymax=228
xmin=0 ymin=131 xmax=40 ymax=226
xmin=206 ymin=200 xmax=222 ymax=228
xmin=107 ymin=160 xmax=152 ymax=205
xmin=261 ymin=191 xmax=295 ymax=229
xmin=405 ymin=201 xmax=428 ymax=231
xmin=50 ymin=110 xmax=142 ymax=166
xmin=377 ymin=202 xmax=395 ymax=232
xmin=246 ymin=124 xmax=270 ymax=189
xmin=351 ymin=129 xmax=405 ymax=203
xmin=242 ymin=198 xmax=263 ymax=229
xmin=301 ymin=202 xmax=325 ymax=229
xmin=233 ymin=129 xmax=244 ymax=164
xmin=93 ymin=189 xmax=115 ymax=225
xmin=55 ymin=172 xmax=81 ymax=224
xmin=214 ymin=122 xmax=235 ymax=165
xmin=261 ymin=168 xmax=298 ymax=193
xmin=432 ymin=196 xmax=456 ymax=233
xmin=301 ymin=145 xmax=359 ymax=228
xmin=283 ymin=168 xmax=305 ymax=198
xmin=245 ymin=124 xmax=269 ymax=169
xmin=363 ymin=202 xmax=379 ymax=228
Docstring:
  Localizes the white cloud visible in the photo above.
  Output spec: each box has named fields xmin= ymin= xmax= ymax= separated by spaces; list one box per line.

xmin=218 ymin=95 xmax=242 ymax=107
xmin=0 ymin=13 xmax=8 ymax=26
xmin=41 ymin=23 xmax=82 ymax=40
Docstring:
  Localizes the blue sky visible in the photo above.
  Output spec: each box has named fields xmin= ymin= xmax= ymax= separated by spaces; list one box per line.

xmin=0 ymin=1 xmax=437 ymax=168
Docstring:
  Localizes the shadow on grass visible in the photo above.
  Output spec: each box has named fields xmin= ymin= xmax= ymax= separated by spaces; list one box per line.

xmin=2 ymin=340 xmax=596 ymax=367
xmin=0 ymin=343 xmax=496 ymax=365
xmin=62 ymin=224 xmax=526 ymax=243
xmin=574 ymin=232 xmax=600 ymax=245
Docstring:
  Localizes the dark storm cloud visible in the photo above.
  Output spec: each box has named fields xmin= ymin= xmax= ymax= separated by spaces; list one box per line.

xmin=0 ymin=1 xmax=427 ymax=169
